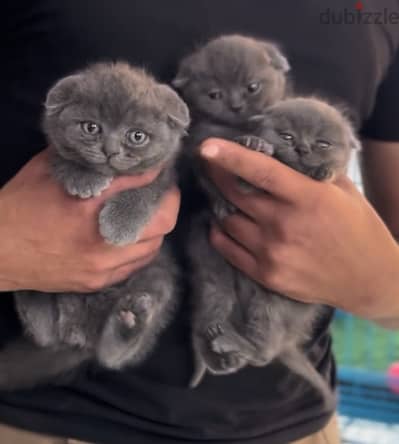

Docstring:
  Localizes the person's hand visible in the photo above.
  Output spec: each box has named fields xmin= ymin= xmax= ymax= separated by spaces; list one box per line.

xmin=0 ymin=150 xmax=180 ymax=293
xmin=200 ymin=138 xmax=399 ymax=326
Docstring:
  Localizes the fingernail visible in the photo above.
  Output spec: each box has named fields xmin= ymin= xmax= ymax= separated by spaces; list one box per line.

xmin=201 ymin=144 xmax=219 ymax=159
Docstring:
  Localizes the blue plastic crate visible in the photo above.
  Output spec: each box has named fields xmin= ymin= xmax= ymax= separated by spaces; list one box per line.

xmin=332 ymin=311 xmax=399 ymax=424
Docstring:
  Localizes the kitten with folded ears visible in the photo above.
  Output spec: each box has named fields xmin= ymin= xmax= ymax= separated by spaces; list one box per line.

xmin=188 ymin=97 xmax=360 ymax=406
xmin=0 ymin=62 xmax=189 ymax=390
xmin=173 ymin=34 xmax=290 ymax=204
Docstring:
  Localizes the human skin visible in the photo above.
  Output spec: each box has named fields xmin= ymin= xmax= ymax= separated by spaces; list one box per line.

xmin=0 ymin=150 xmax=180 ymax=293
xmin=200 ymin=138 xmax=399 ymax=328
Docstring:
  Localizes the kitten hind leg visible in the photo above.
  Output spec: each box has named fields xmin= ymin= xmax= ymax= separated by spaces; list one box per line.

xmin=14 ymin=291 xmax=59 ymax=347
xmin=189 ymin=214 xmax=257 ymax=384
xmin=241 ymin=290 xmax=287 ymax=367
xmin=96 ymin=292 xmax=156 ymax=369
xmin=96 ymin=248 xmax=178 ymax=370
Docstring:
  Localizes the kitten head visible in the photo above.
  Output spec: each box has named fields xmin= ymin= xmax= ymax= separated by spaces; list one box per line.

xmin=257 ymin=97 xmax=360 ymax=177
xmin=173 ymin=35 xmax=290 ymax=127
xmin=44 ymin=62 xmax=190 ymax=175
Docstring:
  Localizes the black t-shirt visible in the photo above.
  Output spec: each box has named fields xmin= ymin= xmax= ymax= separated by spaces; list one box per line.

xmin=0 ymin=1 xmax=399 ymax=443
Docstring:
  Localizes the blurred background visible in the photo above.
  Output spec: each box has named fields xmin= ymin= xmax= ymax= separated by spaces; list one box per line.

xmin=334 ymin=155 xmax=399 ymax=444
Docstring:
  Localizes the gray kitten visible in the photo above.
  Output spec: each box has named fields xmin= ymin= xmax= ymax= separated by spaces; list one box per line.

xmin=173 ymin=34 xmax=290 ymax=216
xmin=0 ymin=63 xmax=189 ymax=390
xmin=189 ymin=97 xmax=360 ymax=405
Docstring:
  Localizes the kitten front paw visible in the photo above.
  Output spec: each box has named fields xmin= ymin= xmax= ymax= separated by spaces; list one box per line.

xmin=64 ymin=174 xmax=113 ymax=199
xmin=311 ymin=166 xmax=335 ymax=182
xmin=234 ymin=135 xmax=274 ymax=155
xmin=99 ymin=200 xmax=146 ymax=246
xmin=212 ymin=198 xmax=236 ymax=220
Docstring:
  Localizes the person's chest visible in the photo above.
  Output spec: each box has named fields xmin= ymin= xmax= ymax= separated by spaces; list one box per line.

xmin=1 ymin=0 xmax=396 ymax=184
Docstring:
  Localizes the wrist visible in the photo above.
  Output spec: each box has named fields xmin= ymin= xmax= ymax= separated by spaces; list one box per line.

xmin=365 ymin=246 xmax=399 ymax=329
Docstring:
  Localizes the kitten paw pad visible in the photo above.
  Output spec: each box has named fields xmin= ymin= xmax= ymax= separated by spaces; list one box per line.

xmin=118 ymin=310 xmax=136 ymax=329
xmin=65 ymin=176 xmax=112 ymax=199
xmin=218 ymin=353 xmax=243 ymax=372
xmin=211 ymin=336 xmax=239 ymax=354
xmin=135 ymin=293 xmax=153 ymax=312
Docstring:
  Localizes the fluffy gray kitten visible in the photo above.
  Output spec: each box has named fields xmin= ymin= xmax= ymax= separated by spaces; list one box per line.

xmin=189 ymin=97 xmax=360 ymax=406
xmin=173 ymin=34 xmax=290 ymax=216
xmin=0 ymin=62 xmax=189 ymax=390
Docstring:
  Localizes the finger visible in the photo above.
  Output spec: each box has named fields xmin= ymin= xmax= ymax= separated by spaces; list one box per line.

xmin=207 ymin=164 xmax=278 ymax=221
xmin=94 ymin=167 xmax=163 ymax=204
xmin=106 ymin=250 xmax=160 ymax=287
xmin=334 ymin=174 xmax=361 ymax=196
xmin=210 ymin=225 xmax=258 ymax=278
xmin=28 ymin=148 xmax=163 ymax=204
xmin=219 ymin=214 xmax=262 ymax=256
xmin=138 ymin=186 xmax=181 ymax=241
xmin=102 ymin=236 xmax=163 ymax=269
xmin=200 ymin=138 xmax=318 ymax=202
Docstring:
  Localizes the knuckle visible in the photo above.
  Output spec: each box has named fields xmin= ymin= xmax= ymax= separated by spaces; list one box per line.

xmin=82 ymin=274 xmax=108 ymax=292
xmin=268 ymin=242 xmax=289 ymax=265
xmin=84 ymin=255 xmax=107 ymax=273
xmin=84 ymin=252 xmax=115 ymax=275
xmin=259 ymin=264 xmax=280 ymax=290
xmin=253 ymin=169 xmax=276 ymax=191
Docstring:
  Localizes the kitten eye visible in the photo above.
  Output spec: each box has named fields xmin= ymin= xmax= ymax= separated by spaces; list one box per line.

xmin=81 ymin=121 xmax=101 ymax=135
xmin=247 ymin=82 xmax=261 ymax=94
xmin=279 ymin=132 xmax=295 ymax=142
xmin=208 ymin=90 xmax=222 ymax=100
xmin=127 ymin=130 xmax=150 ymax=146
xmin=316 ymin=140 xmax=332 ymax=149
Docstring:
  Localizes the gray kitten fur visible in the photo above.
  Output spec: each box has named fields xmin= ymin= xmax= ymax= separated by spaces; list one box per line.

xmin=189 ymin=97 xmax=359 ymax=406
xmin=2 ymin=63 xmax=189 ymax=390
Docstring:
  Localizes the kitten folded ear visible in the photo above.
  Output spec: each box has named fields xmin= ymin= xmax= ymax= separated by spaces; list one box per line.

xmin=348 ymin=130 xmax=362 ymax=151
xmin=262 ymin=42 xmax=290 ymax=73
xmin=157 ymin=84 xmax=191 ymax=131
xmin=172 ymin=56 xmax=194 ymax=90
xmin=172 ymin=74 xmax=190 ymax=89
xmin=45 ymin=74 xmax=82 ymax=115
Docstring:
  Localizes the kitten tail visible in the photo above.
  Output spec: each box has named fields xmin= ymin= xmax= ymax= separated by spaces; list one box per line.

xmin=0 ymin=339 xmax=90 ymax=391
